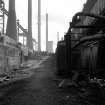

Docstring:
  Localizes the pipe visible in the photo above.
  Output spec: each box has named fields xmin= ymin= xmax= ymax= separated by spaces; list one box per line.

xmin=72 ymin=12 xmax=105 ymax=24
xmin=70 ymin=12 xmax=105 ymax=48
xmin=71 ymin=25 xmax=105 ymax=29
xmin=72 ymin=34 xmax=105 ymax=49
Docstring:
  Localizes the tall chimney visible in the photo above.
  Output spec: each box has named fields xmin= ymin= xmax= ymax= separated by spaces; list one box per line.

xmin=28 ymin=0 xmax=33 ymax=49
xmin=6 ymin=0 xmax=17 ymax=41
xmin=46 ymin=13 xmax=48 ymax=52
xmin=57 ymin=32 xmax=59 ymax=42
xmin=38 ymin=0 xmax=41 ymax=51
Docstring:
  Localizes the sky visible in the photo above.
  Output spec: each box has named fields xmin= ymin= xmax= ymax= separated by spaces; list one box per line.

xmin=4 ymin=0 xmax=87 ymax=51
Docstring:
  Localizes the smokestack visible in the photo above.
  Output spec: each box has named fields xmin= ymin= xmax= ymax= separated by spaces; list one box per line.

xmin=28 ymin=0 xmax=33 ymax=49
xmin=6 ymin=0 xmax=17 ymax=41
xmin=38 ymin=0 xmax=41 ymax=51
xmin=57 ymin=32 xmax=59 ymax=42
xmin=46 ymin=13 xmax=48 ymax=52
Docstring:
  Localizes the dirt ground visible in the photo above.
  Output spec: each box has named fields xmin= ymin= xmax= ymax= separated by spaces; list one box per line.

xmin=0 ymin=55 xmax=103 ymax=105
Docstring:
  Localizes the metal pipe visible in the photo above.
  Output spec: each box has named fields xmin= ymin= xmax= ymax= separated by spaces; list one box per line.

xmin=71 ymin=25 xmax=105 ymax=29
xmin=72 ymin=12 xmax=105 ymax=24
xmin=72 ymin=34 xmax=105 ymax=49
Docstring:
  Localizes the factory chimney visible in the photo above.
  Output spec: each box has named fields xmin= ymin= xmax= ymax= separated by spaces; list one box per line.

xmin=57 ymin=32 xmax=59 ymax=42
xmin=46 ymin=13 xmax=48 ymax=52
xmin=28 ymin=0 xmax=33 ymax=49
xmin=38 ymin=0 xmax=41 ymax=51
xmin=6 ymin=0 xmax=17 ymax=41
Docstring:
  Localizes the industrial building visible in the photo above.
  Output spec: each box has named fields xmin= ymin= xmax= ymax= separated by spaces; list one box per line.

xmin=81 ymin=0 xmax=105 ymax=35
xmin=47 ymin=41 xmax=53 ymax=53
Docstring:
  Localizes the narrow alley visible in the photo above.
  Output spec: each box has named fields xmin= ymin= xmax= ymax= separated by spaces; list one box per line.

xmin=0 ymin=0 xmax=105 ymax=105
xmin=0 ymin=55 xmax=93 ymax=105
xmin=0 ymin=55 xmax=73 ymax=105
xmin=0 ymin=55 xmax=104 ymax=105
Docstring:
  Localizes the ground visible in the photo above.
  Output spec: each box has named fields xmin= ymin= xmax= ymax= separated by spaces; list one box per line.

xmin=0 ymin=55 xmax=103 ymax=105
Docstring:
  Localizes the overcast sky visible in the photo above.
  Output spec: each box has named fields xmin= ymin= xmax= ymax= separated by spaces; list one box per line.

xmin=4 ymin=0 xmax=87 ymax=51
